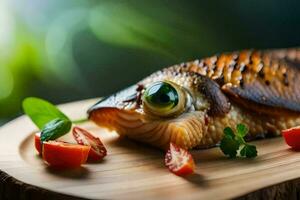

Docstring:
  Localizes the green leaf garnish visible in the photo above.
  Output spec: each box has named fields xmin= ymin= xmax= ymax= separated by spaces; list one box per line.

xmin=236 ymin=124 xmax=248 ymax=137
xmin=40 ymin=118 xmax=72 ymax=142
xmin=220 ymin=135 xmax=240 ymax=158
xmin=240 ymin=144 xmax=257 ymax=158
xmin=23 ymin=97 xmax=70 ymax=129
xmin=223 ymin=127 xmax=235 ymax=139
xmin=220 ymin=124 xmax=258 ymax=158
xmin=22 ymin=97 xmax=89 ymax=143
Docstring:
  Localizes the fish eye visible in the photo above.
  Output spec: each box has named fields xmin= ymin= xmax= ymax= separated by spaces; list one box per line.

xmin=144 ymin=81 xmax=178 ymax=109
xmin=142 ymin=81 xmax=186 ymax=117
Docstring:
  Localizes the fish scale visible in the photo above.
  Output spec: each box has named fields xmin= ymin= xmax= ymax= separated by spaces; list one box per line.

xmin=89 ymin=48 xmax=300 ymax=149
xmin=177 ymin=49 xmax=293 ymax=87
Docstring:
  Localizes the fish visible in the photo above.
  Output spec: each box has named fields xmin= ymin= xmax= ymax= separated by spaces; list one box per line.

xmin=88 ymin=48 xmax=300 ymax=150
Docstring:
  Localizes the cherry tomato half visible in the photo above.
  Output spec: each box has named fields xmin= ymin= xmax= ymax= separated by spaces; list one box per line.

xmin=34 ymin=132 xmax=42 ymax=154
xmin=42 ymin=141 xmax=90 ymax=168
xmin=73 ymin=126 xmax=107 ymax=161
xmin=165 ymin=143 xmax=195 ymax=176
xmin=282 ymin=126 xmax=300 ymax=150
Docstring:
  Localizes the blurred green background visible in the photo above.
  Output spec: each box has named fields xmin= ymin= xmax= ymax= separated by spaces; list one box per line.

xmin=0 ymin=0 xmax=300 ymax=125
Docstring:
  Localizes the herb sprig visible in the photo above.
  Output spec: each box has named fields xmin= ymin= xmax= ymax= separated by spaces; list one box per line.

xmin=22 ymin=97 xmax=87 ymax=142
xmin=220 ymin=124 xmax=257 ymax=158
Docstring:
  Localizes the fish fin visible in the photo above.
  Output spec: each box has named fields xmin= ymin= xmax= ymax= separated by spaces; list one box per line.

xmin=222 ymin=48 xmax=300 ymax=115
xmin=199 ymin=76 xmax=231 ymax=116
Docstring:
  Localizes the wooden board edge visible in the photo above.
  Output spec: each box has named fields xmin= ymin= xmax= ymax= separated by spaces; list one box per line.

xmin=235 ymin=178 xmax=300 ymax=200
xmin=0 ymin=170 xmax=91 ymax=200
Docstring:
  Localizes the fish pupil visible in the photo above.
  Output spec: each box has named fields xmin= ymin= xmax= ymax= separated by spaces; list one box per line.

xmin=160 ymin=94 xmax=170 ymax=103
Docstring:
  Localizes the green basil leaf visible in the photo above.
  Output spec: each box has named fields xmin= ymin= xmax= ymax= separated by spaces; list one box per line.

xmin=40 ymin=118 xmax=72 ymax=142
xmin=22 ymin=97 xmax=69 ymax=129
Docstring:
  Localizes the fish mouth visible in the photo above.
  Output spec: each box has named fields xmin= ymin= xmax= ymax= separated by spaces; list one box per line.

xmin=88 ymin=85 xmax=206 ymax=150
xmin=88 ymin=84 xmax=146 ymax=133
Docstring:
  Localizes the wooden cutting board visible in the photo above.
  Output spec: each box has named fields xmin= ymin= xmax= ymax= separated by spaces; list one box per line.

xmin=0 ymin=99 xmax=300 ymax=200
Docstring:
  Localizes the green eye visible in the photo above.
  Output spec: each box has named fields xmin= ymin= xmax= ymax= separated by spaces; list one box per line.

xmin=144 ymin=81 xmax=178 ymax=109
xmin=142 ymin=81 xmax=186 ymax=117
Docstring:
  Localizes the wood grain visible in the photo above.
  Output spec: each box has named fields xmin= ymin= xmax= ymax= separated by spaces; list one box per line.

xmin=0 ymin=99 xmax=300 ymax=200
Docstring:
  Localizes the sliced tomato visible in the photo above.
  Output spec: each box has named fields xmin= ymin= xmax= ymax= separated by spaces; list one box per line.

xmin=282 ymin=126 xmax=300 ymax=150
xmin=165 ymin=143 xmax=195 ymax=176
xmin=42 ymin=141 xmax=90 ymax=168
xmin=73 ymin=126 xmax=107 ymax=161
xmin=34 ymin=132 xmax=42 ymax=154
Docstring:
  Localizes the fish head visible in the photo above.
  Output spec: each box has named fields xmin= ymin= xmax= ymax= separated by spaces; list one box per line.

xmin=88 ymin=69 xmax=212 ymax=149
